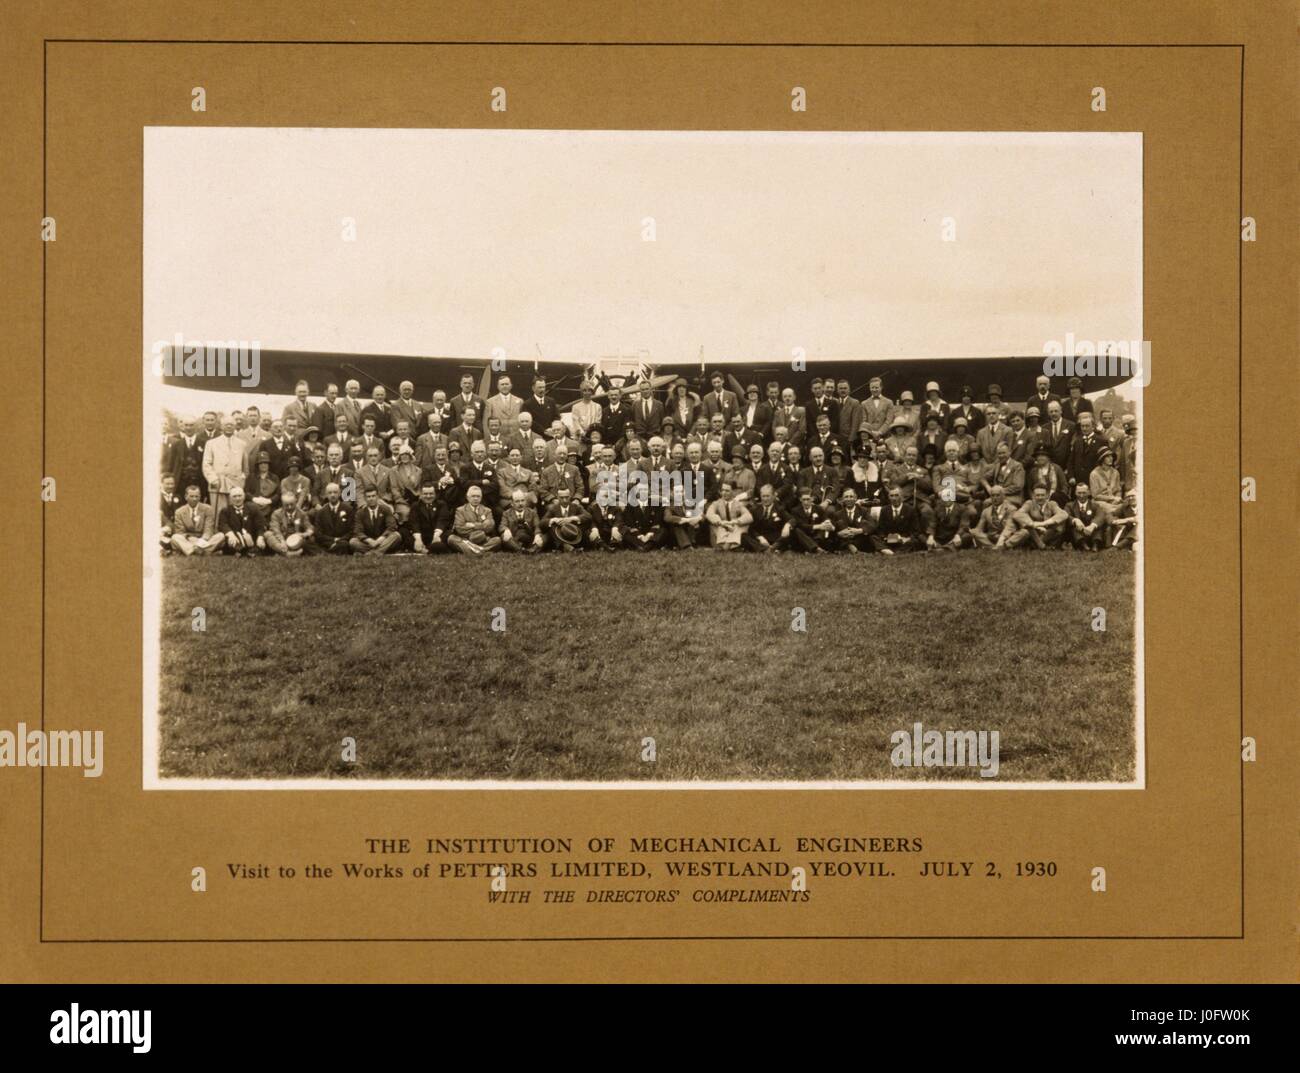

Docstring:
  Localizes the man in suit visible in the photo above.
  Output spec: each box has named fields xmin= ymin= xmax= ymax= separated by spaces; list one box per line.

xmin=756 ymin=442 xmax=797 ymax=511
xmin=1065 ymin=482 xmax=1106 ymax=550
xmin=833 ymin=378 xmax=863 ymax=444
xmin=601 ymin=387 xmax=631 ymax=448
xmin=927 ymin=497 xmax=975 ymax=551
xmin=721 ymin=412 xmax=763 ymax=462
xmin=807 ymin=413 xmax=842 ymax=465
xmin=1025 ymin=375 xmax=1060 ymax=418
xmin=871 ymin=486 xmax=924 ymax=554
xmin=782 ymin=491 xmax=829 ymax=553
xmin=409 ymin=481 xmax=453 ymax=553
xmin=682 ymin=441 xmax=719 ymax=509
xmin=415 ymin=413 xmax=450 ymax=470
xmin=772 ymin=388 xmax=807 ymax=447
xmin=986 ymin=442 xmax=1027 ymax=506
xmin=265 ymin=489 xmax=314 ymax=556
xmin=355 ymin=445 xmax=396 ymax=506
xmin=217 ymin=487 xmax=263 ymax=555
xmin=201 ymin=415 xmax=246 ymax=514
xmin=798 ymin=445 xmax=842 ymax=507
xmin=389 ymin=380 xmax=423 ymax=437
xmin=700 ymin=372 xmax=739 ymax=426
xmin=744 ymin=484 xmax=787 ymax=553
xmin=541 ymin=486 xmax=590 ymax=552
xmin=449 ymin=408 xmax=483 ymax=458
xmin=520 ymin=375 xmax=560 ymax=436
xmin=539 ymin=448 xmax=584 ymax=508
xmin=311 ymin=481 xmax=356 ymax=554
xmin=976 ymin=407 xmax=1014 ymax=462
xmin=586 ymin=490 xmax=623 ymax=551
xmin=498 ymin=488 xmax=545 ymax=553
xmin=947 ymin=386 xmax=985 ymax=436
xmin=704 ymin=480 xmax=751 ymax=550
xmin=1041 ymin=400 xmax=1076 ymax=471
xmin=421 ymin=389 xmax=454 ymax=437
xmin=628 ymin=382 xmax=664 ymax=442
xmin=831 ymin=487 xmax=874 ymax=553
xmin=806 ymin=378 xmax=839 ymax=432
xmin=159 ymin=474 xmax=183 ymax=553
xmin=860 ymin=378 xmax=894 ymax=441
xmin=360 ymin=385 xmax=394 ymax=444
xmin=662 ymin=482 xmax=707 ymax=549
xmin=1008 ymin=409 xmax=1042 ymax=467
xmin=1067 ymin=411 xmax=1105 ymax=487
xmin=482 ymin=375 xmax=522 ymax=437
xmin=311 ymin=444 xmax=354 ymax=504
xmin=458 ymin=441 xmax=498 ymax=513
xmin=448 ymin=373 xmax=485 ymax=430
xmin=386 ymin=419 xmax=418 ymax=465
xmin=251 ymin=419 xmax=292 ymax=479
xmin=308 ymin=384 xmax=340 ymax=445
xmin=972 ymin=486 xmax=1016 ymax=549
xmin=281 ymin=380 xmax=312 ymax=429
xmin=1118 ymin=414 xmax=1139 ymax=493
xmin=324 ymin=412 xmax=358 ymax=460
xmin=1008 ymin=485 xmax=1069 ymax=548
xmin=336 ymin=379 xmax=364 ymax=435
xmin=171 ymin=484 xmax=225 ymax=555
xmin=348 ymin=487 xmax=400 ymax=555
xmin=167 ymin=417 xmax=209 ymax=501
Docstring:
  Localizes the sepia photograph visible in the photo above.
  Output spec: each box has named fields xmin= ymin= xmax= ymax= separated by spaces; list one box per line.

xmin=143 ymin=128 xmax=1144 ymax=788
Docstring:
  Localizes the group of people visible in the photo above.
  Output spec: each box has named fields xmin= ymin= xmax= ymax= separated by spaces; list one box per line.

xmin=159 ymin=369 xmax=1140 ymax=557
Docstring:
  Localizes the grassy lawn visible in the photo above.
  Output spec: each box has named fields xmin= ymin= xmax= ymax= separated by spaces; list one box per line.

xmin=157 ymin=549 xmax=1137 ymax=783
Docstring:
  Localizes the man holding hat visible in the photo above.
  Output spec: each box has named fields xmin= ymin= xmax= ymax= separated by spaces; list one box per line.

xmin=543 ymin=486 xmax=591 ymax=552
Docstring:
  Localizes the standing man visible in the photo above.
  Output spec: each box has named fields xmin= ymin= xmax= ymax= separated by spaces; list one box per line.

xmin=390 ymin=380 xmax=424 ymax=436
xmin=483 ymin=375 xmax=522 ymax=437
xmin=522 ymin=375 xmax=560 ymax=435
xmin=860 ymin=377 xmax=894 ymax=441
xmin=282 ymin=380 xmax=312 ymax=429
xmin=449 ymin=373 xmax=486 ymax=430
xmin=337 ymin=379 xmax=364 ymax=434
xmin=201 ymin=414 xmax=246 ymax=516
xmin=700 ymin=371 xmax=739 ymax=426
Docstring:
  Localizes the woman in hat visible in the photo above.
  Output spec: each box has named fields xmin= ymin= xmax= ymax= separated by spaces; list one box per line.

xmin=1088 ymin=448 xmax=1124 ymax=517
xmin=279 ymin=455 xmax=313 ymax=510
xmin=883 ymin=417 xmax=914 ymax=462
xmin=244 ymin=451 xmax=280 ymax=520
xmin=668 ymin=379 xmax=699 ymax=437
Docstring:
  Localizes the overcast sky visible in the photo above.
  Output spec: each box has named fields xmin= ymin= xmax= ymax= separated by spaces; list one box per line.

xmin=145 ymin=128 xmax=1141 ymax=412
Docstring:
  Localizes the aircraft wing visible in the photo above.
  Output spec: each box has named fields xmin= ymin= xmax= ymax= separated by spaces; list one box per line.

xmin=159 ymin=348 xmax=597 ymax=403
xmin=647 ymin=356 xmax=1134 ymax=403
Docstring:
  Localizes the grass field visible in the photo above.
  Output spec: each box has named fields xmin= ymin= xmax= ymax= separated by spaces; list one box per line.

xmin=156 ymin=549 xmax=1138 ymax=783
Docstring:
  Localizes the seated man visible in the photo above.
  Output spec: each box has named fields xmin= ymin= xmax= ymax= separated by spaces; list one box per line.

xmin=448 ymin=484 xmax=501 ymax=555
xmin=619 ymin=491 xmax=665 ymax=551
xmin=410 ymin=481 xmax=452 ymax=554
xmin=311 ymin=481 xmax=356 ymax=554
xmin=171 ymin=484 xmax=225 ymax=556
xmin=499 ymin=488 xmax=545 ymax=553
xmin=743 ymin=483 xmax=788 ymax=554
xmin=832 ymin=487 xmax=875 ymax=554
xmin=349 ymin=487 xmax=401 ymax=555
xmin=218 ymin=487 xmax=265 ymax=555
xmin=930 ymin=440 xmax=973 ymax=505
xmin=265 ymin=489 xmax=314 ymax=556
xmin=1007 ymin=485 xmax=1069 ymax=549
xmin=871 ymin=485 xmax=924 ymax=554
xmin=1065 ymin=482 xmax=1106 ymax=550
xmin=1108 ymin=489 xmax=1140 ymax=550
xmin=927 ymin=495 xmax=975 ymax=551
xmin=355 ymin=445 xmax=395 ymax=506
xmin=542 ymin=486 xmax=591 ymax=552
xmin=783 ymin=491 xmax=827 ymax=554
xmin=986 ymin=441 xmax=1027 ymax=507
xmin=392 ymin=500 xmax=418 ymax=552
xmin=662 ymin=483 xmax=707 ymax=549
xmin=704 ymin=480 xmax=752 ymax=551
xmin=972 ymin=485 xmax=1016 ymax=549
xmin=587 ymin=493 xmax=623 ymax=551
xmin=159 ymin=473 xmax=183 ymax=554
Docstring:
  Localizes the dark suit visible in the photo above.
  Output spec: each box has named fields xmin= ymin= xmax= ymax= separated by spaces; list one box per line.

xmin=806 ymin=396 xmax=840 ymax=432
xmin=946 ymin=404 xmax=985 ymax=435
xmin=312 ymin=501 xmax=356 ymax=553
xmin=217 ymin=503 xmax=264 ymax=551
xmin=522 ymin=394 xmax=560 ymax=436
xmin=411 ymin=499 xmax=453 ymax=551
xmin=797 ymin=464 xmax=842 ymax=505
xmin=630 ymin=398 xmax=666 ymax=440
xmin=872 ymin=503 xmax=923 ymax=551
xmin=1041 ymin=419 xmax=1076 ymax=470
xmin=1065 ymin=498 xmax=1106 ymax=549
xmin=449 ymin=393 xmax=486 ymax=429
xmin=1067 ymin=431 xmax=1105 ymax=486
xmin=700 ymin=389 xmax=740 ymax=425
xmin=740 ymin=400 xmax=773 ymax=438
xmin=830 ymin=503 xmax=875 ymax=552
xmin=166 ymin=435 xmax=208 ymax=498
xmin=602 ymin=403 xmax=631 ymax=446
xmin=360 ymin=402 xmax=394 ymax=439
xmin=745 ymin=501 xmax=787 ymax=550
xmin=619 ymin=502 xmax=663 ymax=549
xmin=458 ymin=461 xmax=498 ymax=511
